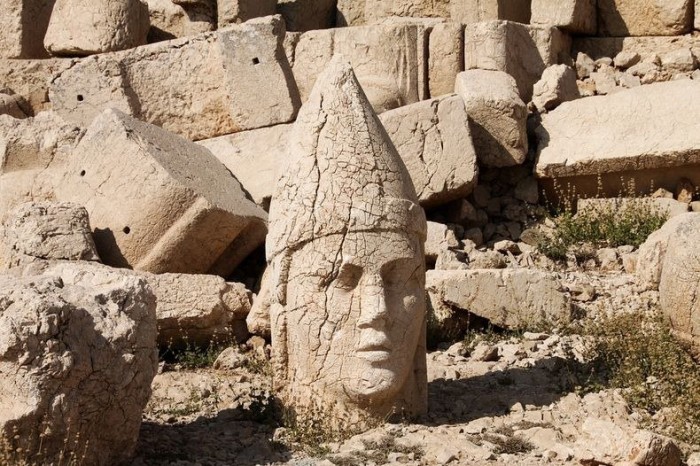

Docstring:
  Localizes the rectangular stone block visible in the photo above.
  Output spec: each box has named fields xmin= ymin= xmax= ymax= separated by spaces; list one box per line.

xmin=464 ymin=20 xmax=571 ymax=102
xmin=146 ymin=0 xmax=215 ymax=42
xmin=53 ymin=109 xmax=268 ymax=276
xmin=379 ymin=95 xmax=478 ymax=208
xmin=696 ymin=0 xmax=700 ymax=29
xmin=0 ymin=0 xmax=54 ymax=58
xmin=364 ymin=0 xmax=451 ymax=23
xmin=531 ymin=0 xmax=596 ymax=34
xmin=50 ymin=16 xmax=300 ymax=141
xmin=218 ymin=0 xmax=277 ymax=28
xmin=450 ymin=0 xmax=531 ymax=25
xmin=429 ymin=22 xmax=464 ymax=97
xmin=337 ymin=0 xmax=366 ymax=26
xmin=597 ymin=0 xmax=692 ymax=36
xmin=292 ymin=23 xmax=421 ymax=113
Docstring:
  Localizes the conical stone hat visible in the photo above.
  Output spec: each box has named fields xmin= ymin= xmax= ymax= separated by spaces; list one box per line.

xmin=267 ymin=56 xmax=426 ymax=261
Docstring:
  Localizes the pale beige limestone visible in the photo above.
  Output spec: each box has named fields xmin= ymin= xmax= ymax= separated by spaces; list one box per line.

xmin=0 ymin=267 xmax=157 ymax=465
xmin=380 ymin=94 xmax=478 ymax=207
xmin=597 ymin=0 xmax=692 ymax=36
xmin=50 ymin=16 xmax=301 ymax=141
xmin=0 ymin=93 xmax=28 ymax=119
xmin=146 ymin=0 xmax=215 ymax=42
xmin=573 ymin=35 xmax=700 ymax=62
xmin=535 ymin=81 xmax=700 ymax=198
xmin=531 ymin=0 xmax=596 ymax=34
xmin=427 ymin=269 xmax=572 ymax=329
xmin=429 ymin=22 xmax=464 ymax=97
xmin=337 ymin=0 xmax=366 ymax=26
xmin=363 ymin=0 xmax=451 ymax=23
xmin=44 ymin=0 xmax=150 ymax=56
xmin=218 ymin=0 xmax=277 ymax=27
xmin=52 ymin=109 xmax=268 ymax=276
xmin=532 ymin=64 xmax=581 ymax=112
xmin=1 ymin=202 xmax=100 ymax=269
xmin=697 ymin=0 xmax=700 ymax=29
xmin=259 ymin=58 xmax=428 ymax=424
xmin=292 ymin=23 xmax=421 ymax=113
xmin=455 ymin=70 xmax=528 ymax=167
xmin=283 ymin=31 xmax=302 ymax=67
xmin=0 ymin=0 xmax=55 ymax=58
xmin=464 ymin=20 xmax=572 ymax=102
xmin=0 ymin=59 xmax=73 ymax=115
xmin=425 ymin=221 xmax=461 ymax=262
xmin=450 ymin=0 xmax=531 ymax=25
xmin=276 ymin=0 xmax=336 ymax=32
xmin=659 ymin=214 xmax=700 ymax=351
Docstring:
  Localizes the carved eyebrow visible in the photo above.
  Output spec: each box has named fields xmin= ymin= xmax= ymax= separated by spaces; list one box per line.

xmin=379 ymin=256 xmax=419 ymax=276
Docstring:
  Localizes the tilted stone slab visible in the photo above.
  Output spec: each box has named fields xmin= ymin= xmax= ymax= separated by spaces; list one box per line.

xmin=50 ymin=16 xmax=300 ymax=141
xmin=292 ymin=23 xmax=421 ymax=113
xmin=535 ymin=81 xmax=700 ymax=199
xmin=597 ymin=0 xmax=692 ymax=36
xmin=465 ymin=20 xmax=572 ymax=102
xmin=379 ymin=94 xmax=478 ymax=207
xmin=427 ymin=269 xmax=572 ymax=329
xmin=0 ymin=0 xmax=55 ymax=58
xmin=53 ymin=109 xmax=268 ymax=275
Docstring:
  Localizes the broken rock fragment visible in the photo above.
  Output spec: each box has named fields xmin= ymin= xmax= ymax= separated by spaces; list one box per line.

xmin=532 ymin=64 xmax=581 ymax=112
xmin=530 ymin=0 xmax=596 ymax=34
xmin=146 ymin=0 xmax=215 ymax=41
xmin=0 ymin=0 xmax=55 ymax=58
xmin=53 ymin=109 xmax=267 ymax=276
xmin=597 ymin=0 xmax=693 ymax=36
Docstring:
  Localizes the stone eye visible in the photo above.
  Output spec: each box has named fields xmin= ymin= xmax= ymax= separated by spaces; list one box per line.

xmin=336 ymin=263 xmax=362 ymax=290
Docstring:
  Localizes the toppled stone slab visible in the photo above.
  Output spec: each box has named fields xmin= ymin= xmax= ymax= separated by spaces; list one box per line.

xmin=531 ymin=0 xmax=596 ymax=34
xmin=53 ymin=109 xmax=267 ymax=275
xmin=50 ymin=16 xmax=300 ymax=141
xmin=532 ymin=64 xmax=581 ymax=112
xmin=0 ymin=268 xmax=157 ymax=465
xmin=456 ymin=70 xmax=528 ymax=167
xmin=0 ymin=0 xmax=55 ymax=58
xmin=1 ymin=202 xmax=100 ymax=269
xmin=218 ymin=0 xmax=277 ymax=27
xmin=450 ymin=0 xmax=531 ymax=25
xmin=292 ymin=23 xmax=421 ymax=113
xmin=637 ymin=213 xmax=700 ymax=291
xmin=44 ymin=0 xmax=150 ymax=56
xmin=535 ymin=80 xmax=700 ymax=199
xmin=427 ymin=269 xmax=571 ymax=329
xmin=198 ymin=123 xmax=291 ymax=208
xmin=597 ymin=0 xmax=693 ymax=36
xmin=146 ymin=0 xmax=215 ymax=42
xmin=277 ymin=0 xmax=336 ymax=32
xmin=379 ymin=94 xmax=478 ymax=207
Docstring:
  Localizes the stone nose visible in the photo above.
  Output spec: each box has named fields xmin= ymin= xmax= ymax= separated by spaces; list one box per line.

xmin=357 ymin=280 xmax=389 ymax=329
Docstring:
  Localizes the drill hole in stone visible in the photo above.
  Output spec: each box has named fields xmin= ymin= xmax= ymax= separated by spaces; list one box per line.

xmin=252 ymin=57 xmax=260 ymax=65
xmin=123 ymin=226 xmax=131 ymax=235
xmin=77 ymin=95 xmax=84 ymax=102
xmin=79 ymin=170 xmax=86 ymax=177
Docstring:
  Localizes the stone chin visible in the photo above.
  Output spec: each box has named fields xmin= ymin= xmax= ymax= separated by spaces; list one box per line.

xmin=341 ymin=355 xmax=407 ymax=406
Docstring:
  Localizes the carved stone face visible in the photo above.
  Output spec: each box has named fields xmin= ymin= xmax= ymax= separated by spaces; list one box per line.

xmin=284 ymin=230 xmax=425 ymax=407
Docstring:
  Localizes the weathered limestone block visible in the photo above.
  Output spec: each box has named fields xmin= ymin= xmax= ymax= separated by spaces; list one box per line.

xmin=1 ymin=202 xmax=100 ymax=269
xmin=276 ymin=0 xmax=336 ymax=32
xmin=426 ymin=221 xmax=461 ymax=261
xmin=218 ymin=0 xmax=277 ymax=27
xmin=337 ymin=0 xmax=366 ymax=26
xmin=532 ymin=64 xmax=580 ymax=112
xmin=0 ymin=93 xmax=28 ymax=119
xmin=531 ymin=0 xmax=596 ymax=34
xmin=50 ymin=16 xmax=301 ymax=141
xmin=573 ymin=35 xmax=700 ymax=62
xmin=0 ymin=0 xmax=55 ymax=58
xmin=379 ymin=94 xmax=478 ymax=207
xmin=597 ymin=0 xmax=692 ymax=36
xmin=464 ymin=20 xmax=572 ymax=102
xmin=52 ymin=109 xmax=268 ymax=276
xmin=198 ymin=124 xmax=291 ymax=208
xmin=535 ymin=81 xmax=700 ymax=199
xmin=450 ymin=0 xmax=531 ymax=24
xmin=659 ymin=213 xmax=700 ymax=352
xmin=44 ymin=0 xmax=150 ymax=56
xmin=142 ymin=273 xmax=251 ymax=348
xmin=637 ymin=213 xmax=700 ymax=291
xmin=455 ymin=70 xmax=528 ymax=167
xmin=696 ymin=0 xmax=700 ymax=30
xmin=0 ymin=59 xmax=73 ymax=115
xmin=429 ymin=22 xmax=464 ymax=97
xmin=364 ymin=0 xmax=451 ymax=23
xmin=258 ymin=58 xmax=428 ymax=426
xmin=0 ymin=112 xmax=83 ymax=220
xmin=146 ymin=0 xmax=215 ymax=42
xmin=427 ymin=269 xmax=572 ymax=329
xmin=0 ymin=268 xmax=157 ymax=465
xmin=292 ymin=23 xmax=421 ymax=113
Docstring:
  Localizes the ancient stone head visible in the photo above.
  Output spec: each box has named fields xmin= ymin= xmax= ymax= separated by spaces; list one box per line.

xmin=260 ymin=57 xmax=427 ymax=425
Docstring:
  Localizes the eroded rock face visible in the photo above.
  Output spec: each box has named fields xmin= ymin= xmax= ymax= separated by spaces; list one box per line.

xmin=44 ymin=0 xmax=150 ymax=56
xmin=450 ymin=0 xmax=531 ymax=25
xmin=0 ymin=0 xmax=55 ymax=58
xmin=532 ymin=64 xmax=581 ymax=112
xmin=146 ymin=0 xmax=215 ymax=41
xmin=597 ymin=0 xmax=692 ymax=36
xmin=218 ymin=0 xmax=277 ymax=27
xmin=531 ymin=0 xmax=596 ymax=34
xmin=0 ymin=268 xmax=157 ymax=465
xmin=259 ymin=58 xmax=428 ymax=426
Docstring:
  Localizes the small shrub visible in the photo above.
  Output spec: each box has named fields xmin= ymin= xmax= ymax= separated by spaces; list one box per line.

xmin=328 ymin=435 xmax=424 ymax=465
xmin=159 ymin=334 xmax=233 ymax=370
xmin=480 ymin=433 xmax=534 ymax=454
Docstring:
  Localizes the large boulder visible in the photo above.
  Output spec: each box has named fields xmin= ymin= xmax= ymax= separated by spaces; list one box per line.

xmin=0 ymin=268 xmax=157 ymax=465
xmin=44 ymin=0 xmax=150 ymax=56
xmin=535 ymin=80 xmax=700 ymax=200
xmin=428 ymin=22 xmax=464 ymax=98
xmin=464 ymin=20 xmax=571 ymax=102
xmin=531 ymin=0 xmax=596 ymax=34
xmin=455 ymin=70 xmax=528 ymax=167
xmin=597 ymin=0 xmax=693 ymax=36
xmin=450 ymin=0 xmax=531 ymax=25
xmin=218 ymin=0 xmax=277 ymax=27
xmin=427 ymin=269 xmax=572 ymax=329
xmin=50 ymin=16 xmax=300 ymax=141
xmin=146 ymin=0 xmax=215 ymax=41
xmin=379 ymin=94 xmax=478 ymax=207
xmin=532 ymin=64 xmax=581 ymax=112
xmin=0 ymin=0 xmax=55 ymax=58
xmin=52 ymin=109 xmax=268 ymax=276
